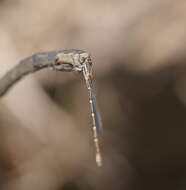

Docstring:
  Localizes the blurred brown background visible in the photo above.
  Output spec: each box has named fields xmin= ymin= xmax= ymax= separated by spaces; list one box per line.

xmin=1 ymin=0 xmax=186 ymax=189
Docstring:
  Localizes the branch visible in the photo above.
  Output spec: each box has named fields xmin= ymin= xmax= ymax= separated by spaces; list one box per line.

xmin=0 ymin=50 xmax=74 ymax=97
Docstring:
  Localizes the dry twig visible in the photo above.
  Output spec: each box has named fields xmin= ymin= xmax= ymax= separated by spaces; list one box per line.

xmin=0 ymin=50 xmax=78 ymax=96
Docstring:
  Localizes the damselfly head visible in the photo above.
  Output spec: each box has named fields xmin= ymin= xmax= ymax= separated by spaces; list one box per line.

xmin=79 ymin=53 xmax=92 ymax=66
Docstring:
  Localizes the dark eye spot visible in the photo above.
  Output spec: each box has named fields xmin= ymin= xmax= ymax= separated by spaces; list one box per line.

xmin=55 ymin=57 xmax=62 ymax=65
xmin=81 ymin=57 xmax=86 ymax=63
xmin=87 ymin=57 xmax=93 ymax=65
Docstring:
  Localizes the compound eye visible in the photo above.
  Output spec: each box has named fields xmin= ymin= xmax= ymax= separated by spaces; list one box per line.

xmin=55 ymin=57 xmax=61 ymax=65
xmin=87 ymin=57 xmax=92 ymax=66
xmin=80 ymin=57 xmax=86 ymax=63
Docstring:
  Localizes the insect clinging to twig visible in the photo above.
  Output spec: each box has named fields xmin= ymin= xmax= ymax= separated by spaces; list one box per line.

xmin=54 ymin=49 xmax=103 ymax=167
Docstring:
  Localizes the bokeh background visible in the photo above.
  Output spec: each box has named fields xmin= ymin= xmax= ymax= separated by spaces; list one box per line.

xmin=1 ymin=0 xmax=186 ymax=189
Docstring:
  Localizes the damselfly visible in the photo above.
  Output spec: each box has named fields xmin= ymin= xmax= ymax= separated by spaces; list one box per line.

xmin=55 ymin=50 xmax=103 ymax=167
